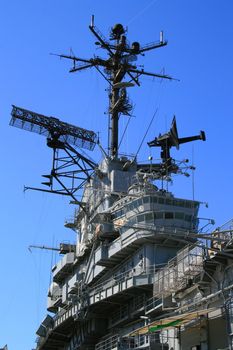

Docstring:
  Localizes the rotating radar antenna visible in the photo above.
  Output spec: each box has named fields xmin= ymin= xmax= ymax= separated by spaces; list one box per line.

xmin=10 ymin=105 xmax=97 ymax=209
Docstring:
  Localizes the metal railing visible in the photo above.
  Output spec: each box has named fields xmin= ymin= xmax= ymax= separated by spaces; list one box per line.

xmin=153 ymin=244 xmax=205 ymax=297
xmin=95 ymin=334 xmax=151 ymax=350
xmin=89 ymin=264 xmax=163 ymax=297
xmin=219 ymin=218 xmax=233 ymax=232
xmin=109 ymin=294 xmax=147 ymax=327
xmin=145 ymin=297 xmax=163 ymax=313
xmin=95 ymin=334 xmax=119 ymax=350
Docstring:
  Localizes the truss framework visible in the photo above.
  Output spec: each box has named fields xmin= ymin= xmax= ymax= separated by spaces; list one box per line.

xmin=10 ymin=106 xmax=97 ymax=207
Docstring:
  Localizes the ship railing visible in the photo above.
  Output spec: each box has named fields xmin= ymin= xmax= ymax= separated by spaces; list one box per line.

xmin=95 ymin=334 xmax=151 ymax=350
xmin=109 ymin=294 xmax=147 ymax=327
xmin=64 ymin=208 xmax=79 ymax=229
xmin=153 ymin=244 xmax=205 ymax=297
xmin=180 ymin=293 xmax=204 ymax=312
xmin=218 ymin=218 xmax=233 ymax=232
xmin=120 ymin=334 xmax=150 ymax=349
xmin=37 ymin=304 xmax=77 ymax=340
xmin=121 ymin=331 xmax=176 ymax=349
xmin=210 ymin=229 xmax=233 ymax=251
xmin=89 ymin=264 xmax=164 ymax=296
xmin=119 ymin=224 xmax=196 ymax=247
xmin=118 ymin=152 xmax=135 ymax=160
xmin=54 ymin=306 xmax=68 ymax=320
xmin=95 ymin=334 xmax=119 ymax=350
xmin=110 ymin=306 xmax=129 ymax=327
xmin=130 ymin=294 xmax=147 ymax=312
xmin=53 ymin=302 xmax=78 ymax=327
xmin=64 ymin=216 xmax=77 ymax=229
xmin=145 ymin=297 xmax=163 ymax=313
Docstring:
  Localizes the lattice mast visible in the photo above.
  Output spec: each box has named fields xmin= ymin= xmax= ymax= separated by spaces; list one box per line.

xmin=10 ymin=105 xmax=97 ymax=205
xmin=56 ymin=15 xmax=174 ymax=158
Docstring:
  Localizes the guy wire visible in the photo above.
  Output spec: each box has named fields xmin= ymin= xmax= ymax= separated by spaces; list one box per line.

xmin=134 ymin=108 xmax=158 ymax=160
xmin=118 ymin=115 xmax=133 ymax=150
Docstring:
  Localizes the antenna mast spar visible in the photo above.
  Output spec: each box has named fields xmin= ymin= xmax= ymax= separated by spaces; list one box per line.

xmin=54 ymin=15 xmax=175 ymax=158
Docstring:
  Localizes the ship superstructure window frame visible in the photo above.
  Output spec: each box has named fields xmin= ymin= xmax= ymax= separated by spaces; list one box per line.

xmin=143 ymin=197 xmax=150 ymax=204
xmin=158 ymin=197 xmax=165 ymax=204
xmin=112 ymin=195 xmax=199 ymax=220
xmin=145 ymin=212 xmax=153 ymax=222
xmin=127 ymin=211 xmax=194 ymax=225
xmin=155 ymin=212 xmax=163 ymax=219
xmin=164 ymin=212 xmax=174 ymax=219
xmin=175 ymin=212 xmax=184 ymax=220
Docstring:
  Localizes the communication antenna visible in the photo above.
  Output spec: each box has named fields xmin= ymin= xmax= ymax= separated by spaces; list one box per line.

xmin=10 ymin=105 xmax=97 ymax=209
xmin=52 ymin=16 xmax=177 ymax=158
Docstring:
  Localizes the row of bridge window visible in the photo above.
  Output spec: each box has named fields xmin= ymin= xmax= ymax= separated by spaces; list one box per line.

xmin=127 ymin=211 xmax=194 ymax=224
xmin=113 ymin=196 xmax=198 ymax=219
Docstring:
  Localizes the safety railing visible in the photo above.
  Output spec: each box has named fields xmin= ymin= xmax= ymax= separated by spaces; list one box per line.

xmin=89 ymin=264 xmax=163 ymax=297
xmin=153 ymin=244 xmax=205 ymax=297
xmin=95 ymin=334 xmax=119 ymax=350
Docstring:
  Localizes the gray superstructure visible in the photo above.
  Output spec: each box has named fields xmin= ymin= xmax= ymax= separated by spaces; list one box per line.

xmin=11 ymin=18 xmax=233 ymax=350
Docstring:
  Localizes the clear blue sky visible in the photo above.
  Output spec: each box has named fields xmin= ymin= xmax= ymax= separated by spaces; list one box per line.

xmin=0 ymin=1 xmax=233 ymax=349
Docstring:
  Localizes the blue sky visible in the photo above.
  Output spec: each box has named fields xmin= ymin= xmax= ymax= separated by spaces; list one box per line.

xmin=0 ymin=1 xmax=233 ymax=349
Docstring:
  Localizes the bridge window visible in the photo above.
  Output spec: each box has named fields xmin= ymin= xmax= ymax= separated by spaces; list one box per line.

xmin=113 ymin=209 xmax=124 ymax=218
xmin=130 ymin=217 xmax=137 ymax=225
xmin=158 ymin=197 xmax=164 ymax=204
xmin=185 ymin=214 xmax=192 ymax=222
xmin=175 ymin=212 xmax=184 ymax=220
xmin=145 ymin=213 xmax=153 ymax=222
xmin=155 ymin=212 xmax=163 ymax=219
xmin=137 ymin=198 xmax=143 ymax=206
xmin=175 ymin=200 xmax=185 ymax=207
xmin=137 ymin=214 xmax=144 ymax=223
xmin=143 ymin=197 xmax=150 ymax=204
xmin=128 ymin=202 xmax=133 ymax=211
xmin=165 ymin=198 xmax=173 ymax=205
xmin=165 ymin=212 xmax=174 ymax=219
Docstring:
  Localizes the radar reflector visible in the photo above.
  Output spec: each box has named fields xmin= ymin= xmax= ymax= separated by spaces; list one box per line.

xmin=10 ymin=105 xmax=97 ymax=151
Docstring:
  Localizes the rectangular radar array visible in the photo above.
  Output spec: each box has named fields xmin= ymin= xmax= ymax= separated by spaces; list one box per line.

xmin=10 ymin=105 xmax=97 ymax=151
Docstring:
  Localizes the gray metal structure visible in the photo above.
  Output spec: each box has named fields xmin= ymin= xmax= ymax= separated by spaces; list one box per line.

xmin=11 ymin=18 xmax=233 ymax=350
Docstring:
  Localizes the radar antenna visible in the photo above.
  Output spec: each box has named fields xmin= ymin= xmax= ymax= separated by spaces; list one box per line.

xmin=147 ymin=116 xmax=206 ymax=176
xmin=10 ymin=105 xmax=97 ymax=209
xmin=53 ymin=15 xmax=177 ymax=158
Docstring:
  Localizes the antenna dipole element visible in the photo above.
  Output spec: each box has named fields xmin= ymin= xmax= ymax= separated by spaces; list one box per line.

xmin=55 ymin=18 xmax=175 ymax=158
